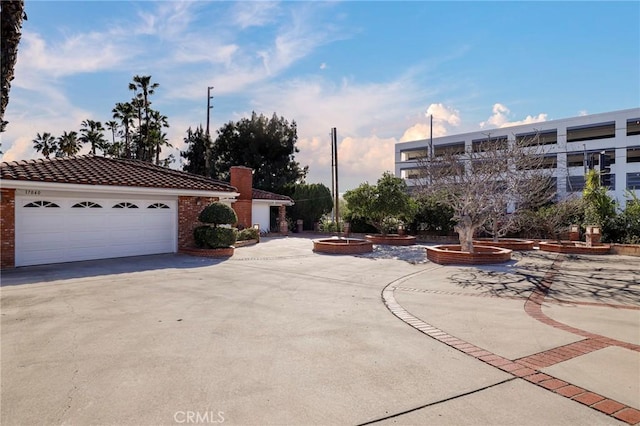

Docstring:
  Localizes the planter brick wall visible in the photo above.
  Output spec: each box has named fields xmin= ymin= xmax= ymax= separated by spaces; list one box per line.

xmin=1 ymin=188 xmax=15 ymax=269
xmin=426 ymin=245 xmax=512 ymax=265
xmin=313 ymin=239 xmax=373 ymax=254
xmin=178 ymin=196 xmax=218 ymax=251
xmin=365 ymin=234 xmax=416 ymax=246
xmin=610 ymin=244 xmax=640 ymax=257
xmin=179 ymin=247 xmax=234 ymax=258
xmin=538 ymin=242 xmax=611 ymax=255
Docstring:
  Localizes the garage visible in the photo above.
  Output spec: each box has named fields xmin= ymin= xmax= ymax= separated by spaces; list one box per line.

xmin=15 ymin=195 xmax=177 ymax=267
xmin=1 ymin=155 xmax=240 ymax=269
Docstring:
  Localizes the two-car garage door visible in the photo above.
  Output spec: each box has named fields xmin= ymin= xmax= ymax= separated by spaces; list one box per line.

xmin=15 ymin=196 xmax=177 ymax=267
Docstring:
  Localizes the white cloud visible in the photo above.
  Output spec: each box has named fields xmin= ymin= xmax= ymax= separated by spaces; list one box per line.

xmin=480 ymin=103 xmax=547 ymax=129
xmin=320 ymin=63 xmax=327 ymax=70
xmin=230 ymin=1 xmax=280 ymax=29
xmin=399 ymin=103 xmax=461 ymax=142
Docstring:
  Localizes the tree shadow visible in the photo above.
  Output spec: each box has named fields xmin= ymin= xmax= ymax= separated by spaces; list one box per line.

xmin=449 ymin=251 xmax=640 ymax=306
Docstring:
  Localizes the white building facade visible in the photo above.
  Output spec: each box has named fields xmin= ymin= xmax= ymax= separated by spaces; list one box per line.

xmin=395 ymin=108 xmax=640 ymax=206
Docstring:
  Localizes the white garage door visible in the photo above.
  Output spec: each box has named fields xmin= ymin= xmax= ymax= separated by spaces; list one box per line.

xmin=15 ymin=196 xmax=177 ymax=267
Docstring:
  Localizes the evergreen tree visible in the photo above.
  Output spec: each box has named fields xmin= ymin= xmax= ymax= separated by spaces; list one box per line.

xmin=211 ymin=111 xmax=308 ymax=192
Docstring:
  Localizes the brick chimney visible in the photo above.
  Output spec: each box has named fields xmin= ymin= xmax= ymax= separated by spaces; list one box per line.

xmin=230 ymin=166 xmax=253 ymax=229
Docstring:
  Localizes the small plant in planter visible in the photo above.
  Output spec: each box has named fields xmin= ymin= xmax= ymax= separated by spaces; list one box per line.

xmin=194 ymin=202 xmax=238 ymax=249
xmin=237 ymin=227 xmax=260 ymax=242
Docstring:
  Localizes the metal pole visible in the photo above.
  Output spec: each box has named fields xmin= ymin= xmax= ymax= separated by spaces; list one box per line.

xmin=333 ymin=127 xmax=339 ymax=229
xmin=206 ymin=86 xmax=214 ymax=136
xmin=205 ymin=86 xmax=214 ymax=175
xmin=330 ymin=129 xmax=335 ymax=222
xmin=429 ymin=114 xmax=433 ymax=158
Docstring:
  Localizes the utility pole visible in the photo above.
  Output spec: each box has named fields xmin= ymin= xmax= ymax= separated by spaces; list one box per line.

xmin=206 ymin=86 xmax=214 ymax=136
xmin=205 ymin=86 xmax=214 ymax=175
xmin=330 ymin=129 xmax=335 ymax=222
xmin=332 ymin=127 xmax=339 ymax=228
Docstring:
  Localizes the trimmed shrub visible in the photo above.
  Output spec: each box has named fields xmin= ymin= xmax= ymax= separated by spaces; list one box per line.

xmin=198 ymin=202 xmax=238 ymax=226
xmin=194 ymin=226 xmax=238 ymax=249
xmin=237 ymin=227 xmax=259 ymax=241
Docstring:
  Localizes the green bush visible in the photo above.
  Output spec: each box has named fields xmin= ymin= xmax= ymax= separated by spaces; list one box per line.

xmin=198 ymin=202 xmax=237 ymax=226
xmin=194 ymin=226 xmax=237 ymax=249
xmin=237 ymin=227 xmax=259 ymax=241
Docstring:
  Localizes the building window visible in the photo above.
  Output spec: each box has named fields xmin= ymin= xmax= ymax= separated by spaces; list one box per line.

xmin=516 ymin=129 xmax=558 ymax=146
xmin=627 ymin=118 xmax=640 ymax=136
xmin=401 ymin=149 xmax=428 ymax=161
xmin=627 ymin=146 xmax=640 ymax=163
xmin=472 ymin=136 xmax=508 ymax=152
xmin=24 ymin=201 xmax=60 ymax=208
xmin=148 ymin=203 xmax=170 ymax=209
xmin=566 ymin=176 xmax=585 ymax=192
xmin=566 ymin=121 xmax=615 ymax=142
xmin=540 ymin=155 xmax=557 ymax=169
xmin=72 ymin=201 xmax=102 ymax=208
xmin=566 ymin=153 xmax=585 ymax=168
xmin=434 ymin=142 xmax=465 ymax=157
xmin=400 ymin=168 xmax=423 ymax=179
xmin=628 ymin=173 xmax=640 ymax=190
xmin=113 ymin=202 xmax=138 ymax=209
xmin=602 ymin=174 xmax=615 ymax=190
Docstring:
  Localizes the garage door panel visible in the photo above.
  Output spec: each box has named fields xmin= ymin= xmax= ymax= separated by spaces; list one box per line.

xmin=16 ymin=197 xmax=177 ymax=266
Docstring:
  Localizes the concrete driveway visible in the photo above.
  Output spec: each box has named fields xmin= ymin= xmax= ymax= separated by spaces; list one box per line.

xmin=1 ymin=236 xmax=638 ymax=425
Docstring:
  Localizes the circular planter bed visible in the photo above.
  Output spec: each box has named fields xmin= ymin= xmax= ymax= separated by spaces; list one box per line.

xmin=538 ymin=241 xmax=611 ymax=255
xmin=313 ymin=238 xmax=373 ymax=255
xmin=426 ymin=244 xmax=512 ymax=265
xmin=179 ymin=247 xmax=235 ymax=258
xmin=473 ymin=238 xmax=535 ymax=251
xmin=365 ymin=234 xmax=416 ymax=246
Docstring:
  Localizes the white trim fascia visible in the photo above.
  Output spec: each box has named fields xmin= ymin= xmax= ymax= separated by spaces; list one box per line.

xmin=252 ymin=198 xmax=294 ymax=206
xmin=1 ymin=179 xmax=239 ymax=199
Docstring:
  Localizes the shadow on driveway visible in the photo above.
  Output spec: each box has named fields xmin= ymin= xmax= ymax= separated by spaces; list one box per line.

xmin=0 ymin=254 xmax=225 ymax=287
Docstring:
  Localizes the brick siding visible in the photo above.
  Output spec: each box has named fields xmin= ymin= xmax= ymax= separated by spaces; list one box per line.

xmin=178 ymin=196 xmax=218 ymax=250
xmin=0 ymin=188 xmax=16 ymax=269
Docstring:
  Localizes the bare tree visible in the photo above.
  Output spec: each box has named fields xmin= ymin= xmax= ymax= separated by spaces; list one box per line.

xmin=414 ymin=134 xmax=555 ymax=252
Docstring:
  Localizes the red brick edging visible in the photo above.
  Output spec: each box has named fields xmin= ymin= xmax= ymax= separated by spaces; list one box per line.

xmin=313 ymin=239 xmax=373 ymax=254
xmin=425 ymin=245 xmax=512 ymax=265
xmin=382 ymin=265 xmax=640 ymax=425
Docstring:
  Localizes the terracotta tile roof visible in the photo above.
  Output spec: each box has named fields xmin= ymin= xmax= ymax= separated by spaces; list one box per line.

xmin=252 ymin=188 xmax=294 ymax=203
xmin=0 ymin=155 xmax=237 ymax=193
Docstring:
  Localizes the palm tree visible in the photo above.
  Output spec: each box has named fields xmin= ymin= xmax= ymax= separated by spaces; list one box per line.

xmin=57 ymin=131 xmax=80 ymax=157
xmin=112 ymin=102 xmax=134 ymax=158
xmin=79 ymin=119 xmax=107 ymax=155
xmin=32 ymin=132 xmax=57 ymax=158
xmin=149 ymin=109 xmax=170 ymax=164
xmin=129 ymin=75 xmax=159 ymax=161
xmin=1 ymin=0 xmax=27 ymax=132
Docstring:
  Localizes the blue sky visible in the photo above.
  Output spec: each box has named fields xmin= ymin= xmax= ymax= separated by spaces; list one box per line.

xmin=2 ymin=1 xmax=639 ymax=190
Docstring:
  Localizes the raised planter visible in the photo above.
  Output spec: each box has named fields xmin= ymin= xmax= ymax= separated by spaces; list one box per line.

xmin=234 ymin=239 xmax=259 ymax=248
xmin=473 ymin=238 xmax=535 ymax=251
xmin=365 ymin=234 xmax=416 ymax=246
xmin=611 ymin=244 xmax=640 ymax=257
xmin=179 ymin=247 xmax=235 ymax=258
xmin=538 ymin=241 xmax=611 ymax=255
xmin=313 ymin=238 xmax=373 ymax=255
xmin=426 ymin=244 xmax=512 ymax=265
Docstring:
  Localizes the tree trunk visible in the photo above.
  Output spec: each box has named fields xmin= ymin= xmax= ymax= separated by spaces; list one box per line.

xmin=455 ymin=215 xmax=475 ymax=253
xmin=492 ymin=220 xmax=499 ymax=242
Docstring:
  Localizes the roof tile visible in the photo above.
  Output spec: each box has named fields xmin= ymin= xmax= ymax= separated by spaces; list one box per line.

xmin=1 ymin=155 xmax=237 ymax=193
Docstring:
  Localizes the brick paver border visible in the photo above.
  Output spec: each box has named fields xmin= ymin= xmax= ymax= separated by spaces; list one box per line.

xmin=382 ymin=259 xmax=640 ymax=425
